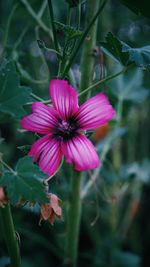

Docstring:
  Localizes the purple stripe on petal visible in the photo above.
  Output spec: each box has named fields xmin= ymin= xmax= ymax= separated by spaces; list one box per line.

xmin=62 ymin=133 xmax=100 ymax=171
xmin=39 ymin=138 xmax=62 ymax=176
xmin=75 ymin=93 xmax=116 ymax=130
xmin=21 ymin=102 xmax=58 ymax=134
xmin=29 ymin=134 xmax=51 ymax=162
xmin=49 ymin=79 xmax=79 ymax=120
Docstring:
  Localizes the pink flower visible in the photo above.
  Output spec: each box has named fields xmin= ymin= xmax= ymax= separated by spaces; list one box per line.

xmin=21 ymin=79 xmax=115 ymax=175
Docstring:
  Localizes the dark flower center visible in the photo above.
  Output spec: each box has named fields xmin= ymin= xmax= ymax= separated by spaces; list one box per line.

xmin=53 ymin=117 xmax=78 ymax=140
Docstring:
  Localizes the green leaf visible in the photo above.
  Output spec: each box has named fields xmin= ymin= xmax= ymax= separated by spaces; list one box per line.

xmin=101 ymin=32 xmax=150 ymax=67
xmin=0 ymin=156 xmax=48 ymax=205
xmin=0 ymin=59 xmax=31 ymax=118
xmin=112 ymin=250 xmax=140 ymax=267
xmin=101 ymin=32 xmax=129 ymax=65
xmin=122 ymin=43 xmax=150 ymax=67
xmin=108 ymin=66 xmax=149 ymax=103
xmin=54 ymin=21 xmax=82 ymax=40
xmin=119 ymin=0 xmax=150 ymax=18
xmin=96 ymin=127 xmax=127 ymax=152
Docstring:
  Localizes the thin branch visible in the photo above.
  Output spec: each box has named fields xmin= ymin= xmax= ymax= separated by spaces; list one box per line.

xmin=81 ymin=142 xmax=110 ymax=199
xmin=0 ymin=158 xmax=17 ymax=175
xmin=2 ymin=3 xmax=19 ymax=54
xmin=38 ymin=0 xmax=47 ymax=18
xmin=78 ymin=64 xmax=133 ymax=98
xmin=78 ymin=67 xmax=126 ymax=97
xmin=16 ymin=61 xmax=48 ymax=85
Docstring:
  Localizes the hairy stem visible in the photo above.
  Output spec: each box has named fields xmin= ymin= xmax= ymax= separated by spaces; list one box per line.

xmin=79 ymin=0 xmax=101 ymax=102
xmin=65 ymin=171 xmax=82 ymax=267
xmin=0 ymin=204 xmax=21 ymax=267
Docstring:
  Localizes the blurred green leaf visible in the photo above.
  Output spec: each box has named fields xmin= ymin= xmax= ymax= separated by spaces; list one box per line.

xmin=96 ymin=127 xmax=127 ymax=152
xmin=0 ymin=59 xmax=31 ymax=118
xmin=0 ymin=156 xmax=48 ymax=205
xmin=120 ymin=160 xmax=150 ymax=183
xmin=0 ymin=257 xmax=10 ymax=267
xmin=101 ymin=32 xmax=150 ymax=67
xmin=122 ymin=44 xmax=150 ymax=67
xmin=119 ymin=0 xmax=150 ymax=18
xmin=108 ymin=67 xmax=149 ymax=103
xmin=112 ymin=250 xmax=140 ymax=267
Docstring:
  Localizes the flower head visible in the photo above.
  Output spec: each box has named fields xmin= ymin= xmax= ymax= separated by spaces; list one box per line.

xmin=21 ymin=79 xmax=115 ymax=175
xmin=40 ymin=193 xmax=62 ymax=225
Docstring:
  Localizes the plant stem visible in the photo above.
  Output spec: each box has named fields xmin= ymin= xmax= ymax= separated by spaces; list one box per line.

xmin=0 ymin=158 xmax=16 ymax=175
xmin=30 ymin=92 xmax=46 ymax=102
xmin=65 ymin=2 xmax=103 ymax=266
xmin=0 ymin=204 xmax=21 ymax=267
xmin=65 ymin=171 xmax=82 ymax=267
xmin=79 ymin=0 xmax=101 ymax=102
xmin=61 ymin=0 xmax=106 ymax=79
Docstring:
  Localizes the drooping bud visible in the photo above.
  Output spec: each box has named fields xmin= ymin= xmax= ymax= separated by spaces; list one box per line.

xmin=0 ymin=187 xmax=8 ymax=207
xmin=40 ymin=193 xmax=62 ymax=225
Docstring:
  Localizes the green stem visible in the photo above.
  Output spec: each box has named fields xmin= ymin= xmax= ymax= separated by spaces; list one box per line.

xmin=38 ymin=0 xmax=47 ymax=18
xmin=65 ymin=171 xmax=82 ymax=267
xmin=61 ymin=0 xmax=106 ymax=79
xmin=0 ymin=204 xmax=21 ymax=267
xmin=47 ymin=0 xmax=60 ymax=58
xmin=79 ymin=0 xmax=101 ymax=102
xmin=0 ymin=158 xmax=16 ymax=175
xmin=30 ymin=92 xmax=46 ymax=102
xmin=77 ymin=3 xmax=81 ymax=30
xmin=65 ymin=2 xmax=102 ymax=266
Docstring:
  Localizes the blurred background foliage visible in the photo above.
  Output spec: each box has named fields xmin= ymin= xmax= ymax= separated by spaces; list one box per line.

xmin=0 ymin=0 xmax=150 ymax=266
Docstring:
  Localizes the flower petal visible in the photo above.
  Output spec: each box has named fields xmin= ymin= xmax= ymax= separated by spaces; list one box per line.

xmin=62 ymin=133 xmax=100 ymax=171
xmin=21 ymin=102 xmax=58 ymax=134
xmin=75 ymin=92 xmax=116 ymax=130
xmin=29 ymin=134 xmax=62 ymax=176
xmin=49 ymin=79 xmax=79 ymax=119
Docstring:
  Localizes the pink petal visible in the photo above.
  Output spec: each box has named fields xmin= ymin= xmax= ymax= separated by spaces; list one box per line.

xmin=75 ymin=93 xmax=116 ymax=130
xmin=62 ymin=133 xmax=100 ymax=171
xmin=29 ymin=134 xmax=62 ymax=176
xmin=21 ymin=102 xmax=58 ymax=134
xmin=49 ymin=79 xmax=79 ymax=120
